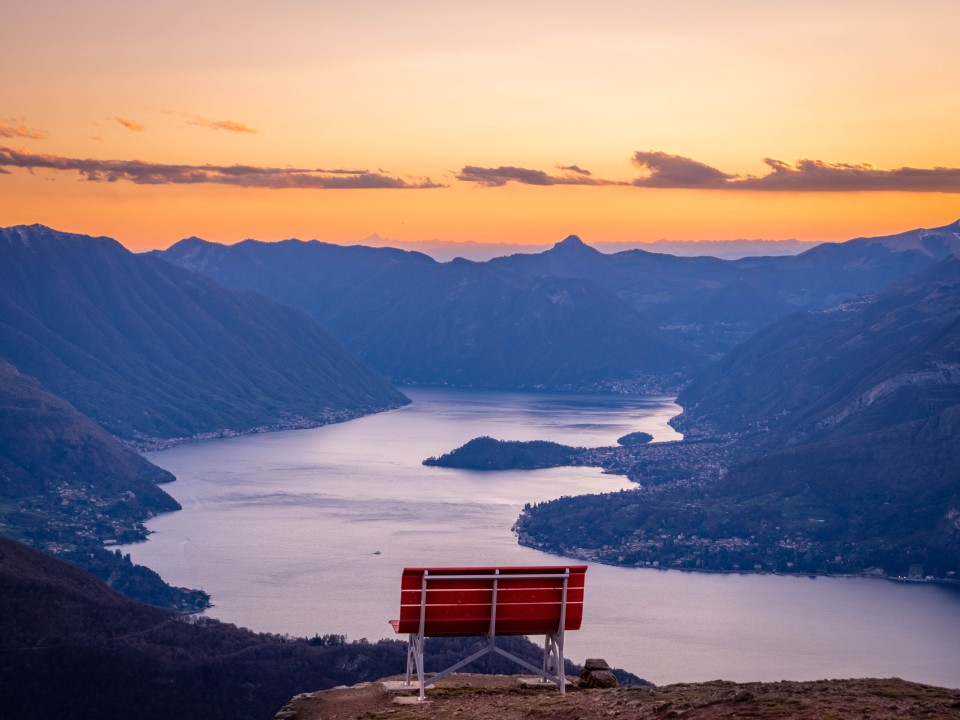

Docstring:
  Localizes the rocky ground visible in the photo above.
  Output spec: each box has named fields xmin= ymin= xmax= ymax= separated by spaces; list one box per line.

xmin=277 ymin=673 xmax=960 ymax=720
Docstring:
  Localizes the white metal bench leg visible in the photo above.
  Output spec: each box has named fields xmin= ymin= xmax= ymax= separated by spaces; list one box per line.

xmin=408 ymin=634 xmax=426 ymax=700
xmin=543 ymin=631 xmax=565 ymax=692
xmin=405 ymin=633 xmax=415 ymax=685
xmin=556 ymin=631 xmax=565 ymax=694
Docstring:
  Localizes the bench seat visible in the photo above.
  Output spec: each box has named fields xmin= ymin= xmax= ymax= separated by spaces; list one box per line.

xmin=389 ymin=565 xmax=587 ymax=699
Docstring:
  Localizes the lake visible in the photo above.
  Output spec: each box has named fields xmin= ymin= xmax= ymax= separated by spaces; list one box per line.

xmin=118 ymin=387 xmax=960 ymax=688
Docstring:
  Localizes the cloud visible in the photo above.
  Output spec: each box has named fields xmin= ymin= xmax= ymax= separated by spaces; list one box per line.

xmin=458 ymin=152 xmax=960 ymax=193
xmin=735 ymin=158 xmax=960 ymax=192
xmin=154 ymin=109 xmax=259 ymax=134
xmin=0 ymin=146 xmax=443 ymax=189
xmin=457 ymin=165 xmax=621 ymax=187
xmin=0 ymin=121 xmax=46 ymax=140
xmin=631 ymin=151 xmax=736 ymax=188
xmin=632 ymin=152 xmax=960 ymax=193
xmin=187 ymin=115 xmax=258 ymax=133
xmin=115 ymin=117 xmax=147 ymax=132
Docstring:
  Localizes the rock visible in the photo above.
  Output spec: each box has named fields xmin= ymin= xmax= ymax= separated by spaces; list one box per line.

xmin=583 ymin=658 xmax=612 ymax=672
xmin=580 ymin=659 xmax=618 ymax=689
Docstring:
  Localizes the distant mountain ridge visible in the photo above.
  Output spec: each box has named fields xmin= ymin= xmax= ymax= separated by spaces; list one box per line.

xmin=158 ymin=222 xmax=956 ymax=389
xmin=0 ymin=224 xmax=407 ymax=442
xmin=161 ymin=234 xmax=697 ymax=390
xmin=357 ymin=236 xmax=822 ymax=262
xmin=850 ymin=219 xmax=960 ymax=258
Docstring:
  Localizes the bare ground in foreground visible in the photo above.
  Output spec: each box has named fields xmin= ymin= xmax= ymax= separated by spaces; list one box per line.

xmin=278 ymin=673 xmax=960 ymax=720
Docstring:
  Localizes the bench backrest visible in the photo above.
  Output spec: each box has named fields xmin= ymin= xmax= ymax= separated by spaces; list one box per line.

xmin=393 ymin=565 xmax=587 ymax=636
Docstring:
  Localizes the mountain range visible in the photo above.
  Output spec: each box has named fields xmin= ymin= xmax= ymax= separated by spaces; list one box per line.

xmin=158 ymin=221 xmax=959 ymax=389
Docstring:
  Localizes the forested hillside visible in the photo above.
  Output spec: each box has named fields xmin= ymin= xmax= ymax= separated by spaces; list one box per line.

xmin=0 ymin=225 xmax=407 ymax=443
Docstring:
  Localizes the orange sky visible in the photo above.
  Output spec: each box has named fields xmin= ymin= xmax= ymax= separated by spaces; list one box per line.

xmin=2 ymin=1 xmax=959 ymax=250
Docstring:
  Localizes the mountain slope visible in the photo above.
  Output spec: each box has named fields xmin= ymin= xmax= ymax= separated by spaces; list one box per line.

xmin=0 ymin=536 xmax=398 ymax=720
xmin=326 ymin=264 xmax=693 ymax=387
xmin=0 ymin=359 xmax=212 ymax=609
xmin=849 ymin=218 xmax=960 ymax=258
xmin=0 ymin=359 xmax=174 ymax=508
xmin=0 ymin=225 xmax=407 ymax=442
xmin=676 ymin=255 xmax=960 ymax=443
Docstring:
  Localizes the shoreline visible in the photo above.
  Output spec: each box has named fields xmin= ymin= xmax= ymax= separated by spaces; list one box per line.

xmin=126 ymin=399 xmax=411 ymax=452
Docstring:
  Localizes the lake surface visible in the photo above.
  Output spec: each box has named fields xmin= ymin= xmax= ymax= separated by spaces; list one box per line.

xmin=119 ymin=387 xmax=960 ymax=688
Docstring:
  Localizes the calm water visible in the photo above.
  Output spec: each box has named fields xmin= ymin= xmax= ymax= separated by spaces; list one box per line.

xmin=118 ymin=387 xmax=960 ymax=688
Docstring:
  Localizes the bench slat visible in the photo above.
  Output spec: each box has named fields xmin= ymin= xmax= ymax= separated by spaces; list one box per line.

xmin=391 ymin=618 xmax=576 ymax=636
xmin=400 ymin=565 xmax=584 ymax=581
xmin=396 ymin=603 xmax=583 ymax=623
xmin=399 ymin=574 xmax=585 ymax=592
xmin=399 ymin=586 xmax=585 ymax=606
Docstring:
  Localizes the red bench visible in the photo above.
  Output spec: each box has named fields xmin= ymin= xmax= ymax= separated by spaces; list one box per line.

xmin=389 ymin=565 xmax=587 ymax=699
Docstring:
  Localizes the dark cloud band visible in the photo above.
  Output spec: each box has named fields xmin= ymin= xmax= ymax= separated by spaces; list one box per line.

xmin=0 ymin=146 xmax=442 ymax=189
xmin=457 ymin=165 xmax=621 ymax=187
xmin=632 ymin=152 xmax=960 ymax=192
xmin=458 ymin=153 xmax=960 ymax=193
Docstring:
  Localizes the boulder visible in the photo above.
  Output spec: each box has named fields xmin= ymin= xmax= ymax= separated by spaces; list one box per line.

xmin=580 ymin=658 xmax=618 ymax=688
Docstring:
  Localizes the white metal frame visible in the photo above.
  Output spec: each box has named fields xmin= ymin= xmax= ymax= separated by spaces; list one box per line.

xmin=403 ymin=568 xmax=571 ymax=700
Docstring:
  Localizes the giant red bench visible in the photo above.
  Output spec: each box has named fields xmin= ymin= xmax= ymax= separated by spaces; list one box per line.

xmin=389 ymin=565 xmax=587 ymax=700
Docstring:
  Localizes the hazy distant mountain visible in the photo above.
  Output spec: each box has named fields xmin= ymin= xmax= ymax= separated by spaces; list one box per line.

xmin=676 ymin=255 xmax=960 ymax=444
xmin=491 ymin=231 xmax=944 ymax=355
xmin=597 ymin=238 xmax=822 ymax=259
xmin=358 ymin=235 xmax=822 ymax=262
xmin=158 ymin=224 xmax=954 ymax=389
xmin=162 ymin=235 xmax=435 ymax=319
xmin=161 ymin=235 xmax=697 ymax=389
xmin=0 ymin=225 xmax=407 ymax=442
xmin=322 ymin=260 xmax=694 ymax=387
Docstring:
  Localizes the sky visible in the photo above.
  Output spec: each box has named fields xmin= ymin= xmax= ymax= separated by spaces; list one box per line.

xmin=2 ymin=0 xmax=960 ymax=251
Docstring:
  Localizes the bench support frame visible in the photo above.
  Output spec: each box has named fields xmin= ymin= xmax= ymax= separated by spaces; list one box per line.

xmin=402 ymin=569 xmax=570 ymax=701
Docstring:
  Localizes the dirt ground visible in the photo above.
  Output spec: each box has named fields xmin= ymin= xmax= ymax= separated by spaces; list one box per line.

xmin=277 ymin=673 xmax=960 ymax=720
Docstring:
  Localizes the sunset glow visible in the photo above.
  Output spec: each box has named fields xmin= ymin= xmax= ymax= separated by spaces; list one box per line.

xmin=3 ymin=0 xmax=959 ymax=249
